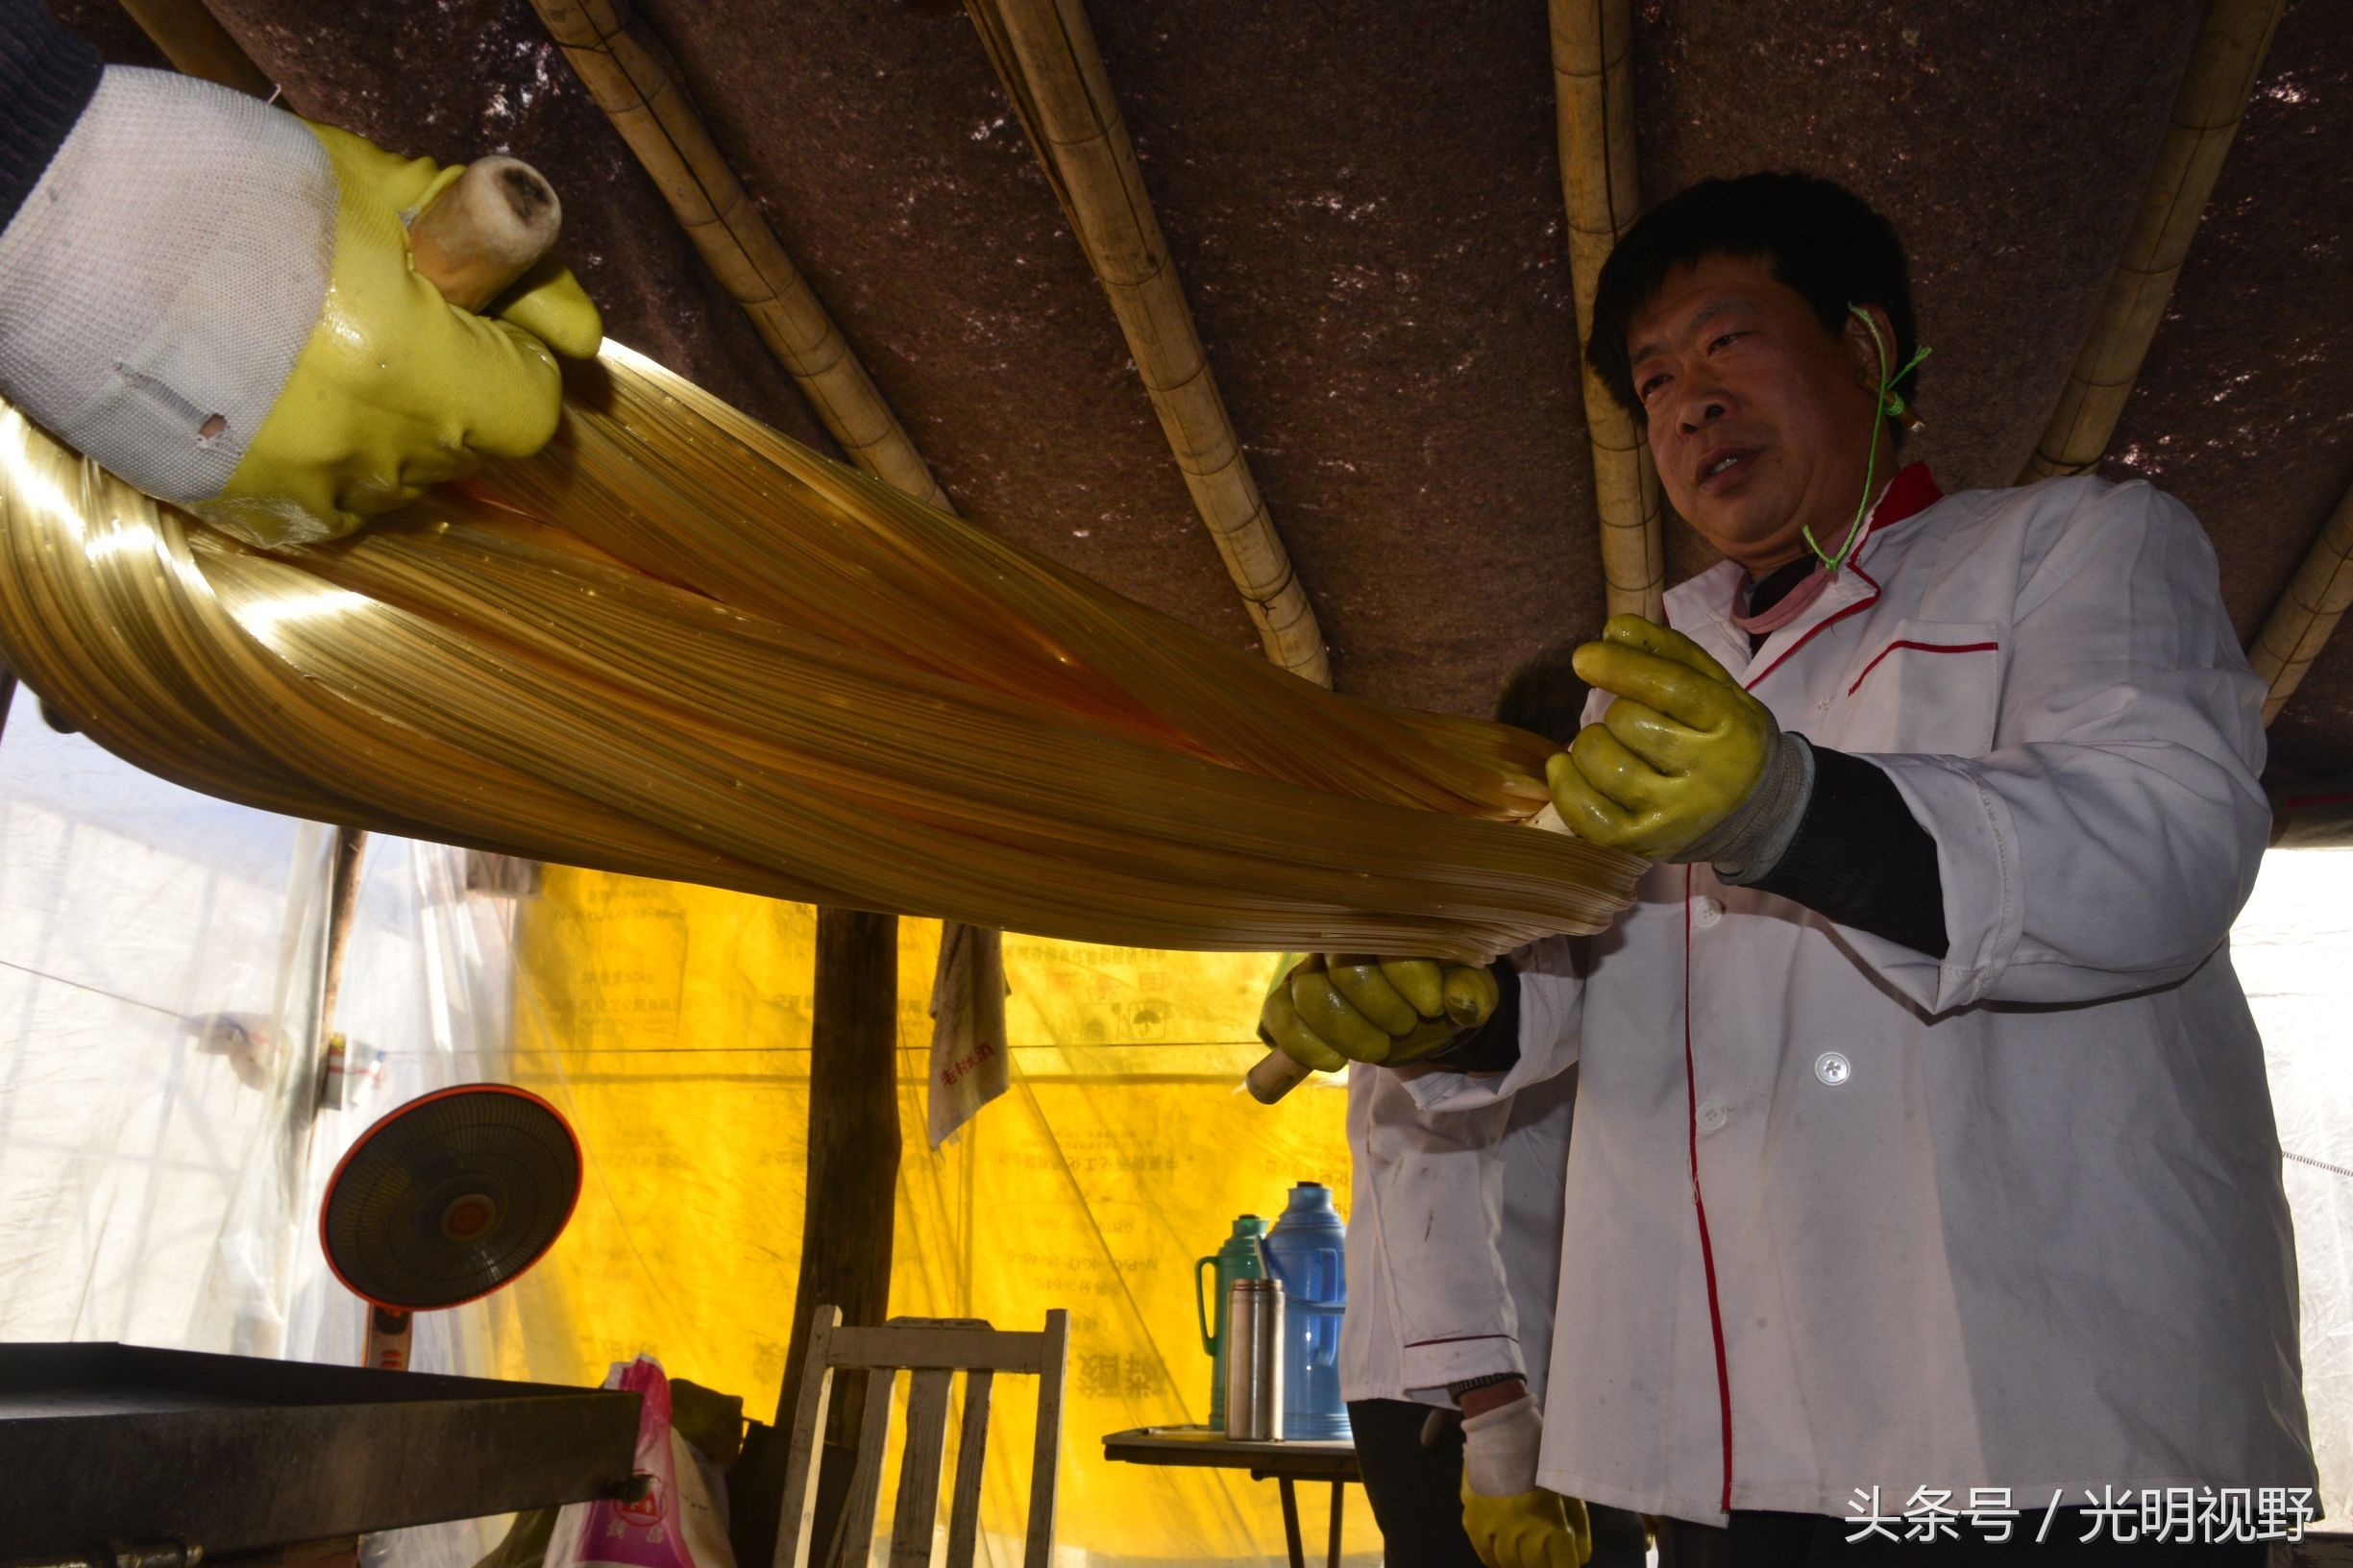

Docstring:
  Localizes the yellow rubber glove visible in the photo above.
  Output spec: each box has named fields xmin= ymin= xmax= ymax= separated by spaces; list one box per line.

xmin=1547 ymin=615 xmax=1778 ymax=860
xmin=1461 ymin=1477 xmax=1593 ymax=1568
xmin=193 ymin=123 xmax=602 ymax=547
xmin=1259 ymin=953 xmax=1498 ymax=1073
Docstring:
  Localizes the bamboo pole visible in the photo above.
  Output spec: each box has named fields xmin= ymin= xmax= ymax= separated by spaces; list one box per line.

xmin=527 ymin=0 xmax=949 ymax=509
xmin=314 ymin=828 xmax=370 ymax=1051
xmin=2250 ymin=483 xmax=2353 ymax=725
xmin=113 ymin=0 xmax=275 ymax=98
xmin=964 ymin=0 xmax=1332 ymax=687
xmin=2020 ymin=0 xmax=2284 ymax=482
xmin=1550 ymin=0 xmax=1664 ymax=621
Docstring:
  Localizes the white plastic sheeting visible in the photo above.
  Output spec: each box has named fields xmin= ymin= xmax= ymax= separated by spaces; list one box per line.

xmin=0 ymin=698 xmax=331 ymax=1355
xmin=0 ymin=685 xmax=525 ymax=1563
xmin=2234 ymin=847 xmax=2353 ymax=1524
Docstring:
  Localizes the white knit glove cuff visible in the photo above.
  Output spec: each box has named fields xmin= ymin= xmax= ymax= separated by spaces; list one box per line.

xmin=1460 ymin=1393 xmax=1544 ymax=1497
xmin=0 ymin=65 xmax=331 ymax=503
xmin=1680 ymin=728 xmax=1816 ymax=882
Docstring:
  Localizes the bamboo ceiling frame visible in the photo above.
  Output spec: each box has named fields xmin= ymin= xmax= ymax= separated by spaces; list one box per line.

xmin=1550 ymin=0 xmax=1664 ymax=623
xmin=2019 ymin=0 xmax=2283 ymax=483
xmin=527 ymin=0 xmax=951 ymax=511
xmin=2250 ymin=482 xmax=2353 ymax=727
xmin=964 ymin=0 xmax=1333 ymax=688
xmin=113 ymin=0 xmax=274 ymax=98
xmin=116 ymin=0 xmax=2348 ymax=748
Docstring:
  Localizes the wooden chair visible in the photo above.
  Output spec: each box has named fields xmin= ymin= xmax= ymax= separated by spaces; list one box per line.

xmin=773 ymin=1306 xmax=1069 ymax=1568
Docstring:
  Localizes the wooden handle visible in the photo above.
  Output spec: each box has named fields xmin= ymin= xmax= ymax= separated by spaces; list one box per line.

xmin=1246 ymin=1048 xmax=1314 ymax=1105
xmin=407 ymin=156 xmax=562 ymax=311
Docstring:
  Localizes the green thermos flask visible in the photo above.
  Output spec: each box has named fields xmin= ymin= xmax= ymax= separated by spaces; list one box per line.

xmin=1194 ymin=1214 xmax=1269 ymax=1427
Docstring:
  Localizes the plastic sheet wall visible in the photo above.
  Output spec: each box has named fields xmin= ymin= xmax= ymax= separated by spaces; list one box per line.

xmin=2233 ymin=848 xmax=2353 ymax=1528
xmin=0 ymin=688 xmax=541 ymax=1566
xmin=489 ymin=868 xmax=1374 ymax=1565
xmin=0 ymin=695 xmax=335 ymax=1357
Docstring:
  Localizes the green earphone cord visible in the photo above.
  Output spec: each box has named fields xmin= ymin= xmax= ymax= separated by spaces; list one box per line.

xmin=1803 ymin=306 xmax=1932 ymax=575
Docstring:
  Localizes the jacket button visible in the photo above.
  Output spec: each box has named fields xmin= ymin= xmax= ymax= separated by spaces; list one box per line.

xmin=1815 ymin=1051 xmax=1851 ymax=1086
xmin=1698 ymin=1100 xmax=1729 ymax=1131
xmin=1693 ymin=897 xmax=1725 ymax=929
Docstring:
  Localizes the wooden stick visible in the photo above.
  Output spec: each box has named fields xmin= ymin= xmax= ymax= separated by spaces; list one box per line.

xmin=2249 ymin=482 xmax=2353 ymax=725
xmin=1550 ymin=0 xmax=1664 ymax=622
xmin=1245 ymin=1049 xmax=1312 ymax=1106
xmin=314 ymin=826 xmax=370 ymax=1049
xmin=526 ymin=0 xmax=951 ymax=510
xmin=965 ymin=0 xmax=1332 ymax=688
xmin=2019 ymin=0 xmax=2284 ymax=482
xmin=408 ymin=158 xmax=563 ymax=313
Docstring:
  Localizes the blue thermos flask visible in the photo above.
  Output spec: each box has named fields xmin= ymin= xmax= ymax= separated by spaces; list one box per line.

xmin=1195 ymin=1214 xmax=1270 ymax=1428
xmin=1261 ymin=1181 xmax=1351 ymax=1440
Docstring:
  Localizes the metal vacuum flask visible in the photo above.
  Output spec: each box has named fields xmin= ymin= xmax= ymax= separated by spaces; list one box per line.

xmin=1223 ymin=1276 xmax=1286 ymax=1440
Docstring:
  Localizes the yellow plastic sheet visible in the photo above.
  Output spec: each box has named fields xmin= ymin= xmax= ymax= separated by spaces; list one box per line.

xmin=489 ymin=866 xmax=1379 ymax=1564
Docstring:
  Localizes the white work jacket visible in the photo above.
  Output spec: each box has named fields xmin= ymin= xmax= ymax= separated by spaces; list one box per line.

xmin=1339 ymin=1063 xmax=1578 ymax=1406
xmin=1409 ymin=467 xmax=2314 ymax=1526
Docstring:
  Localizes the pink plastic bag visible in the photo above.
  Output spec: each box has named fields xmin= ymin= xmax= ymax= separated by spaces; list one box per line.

xmin=548 ymin=1357 xmax=734 ymax=1568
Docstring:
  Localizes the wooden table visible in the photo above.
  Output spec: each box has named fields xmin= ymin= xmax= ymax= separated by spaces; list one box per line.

xmin=1102 ymin=1425 xmax=1358 ymax=1568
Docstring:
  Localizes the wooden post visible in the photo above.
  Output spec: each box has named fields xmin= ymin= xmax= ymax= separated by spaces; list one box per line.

xmin=772 ymin=907 xmax=901 ymax=1568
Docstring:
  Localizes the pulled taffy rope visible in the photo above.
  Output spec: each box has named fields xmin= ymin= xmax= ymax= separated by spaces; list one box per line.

xmin=0 ymin=344 xmax=1641 ymax=961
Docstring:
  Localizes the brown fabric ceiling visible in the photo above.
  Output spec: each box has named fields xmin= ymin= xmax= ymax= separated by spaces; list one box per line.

xmin=53 ymin=0 xmax=2353 ymax=779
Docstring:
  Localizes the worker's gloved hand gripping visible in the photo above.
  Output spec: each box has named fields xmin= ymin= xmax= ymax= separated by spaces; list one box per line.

xmin=0 ymin=66 xmax=601 ymax=547
xmin=1459 ymin=1395 xmax=1592 ymax=1568
xmin=1548 ymin=616 xmax=1812 ymax=879
xmin=1260 ymin=953 xmax=1499 ymax=1073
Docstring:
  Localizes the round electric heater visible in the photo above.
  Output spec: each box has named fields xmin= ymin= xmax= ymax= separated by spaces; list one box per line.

xmin=320 ymin=1083 xmax=582 ymax=1370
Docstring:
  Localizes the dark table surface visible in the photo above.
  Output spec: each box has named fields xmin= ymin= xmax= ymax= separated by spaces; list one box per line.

xmin=0 ymin=1341 xmax=639 ymax=1559
xmin=1102 ymin=1424 xmax=1360 ymax=1481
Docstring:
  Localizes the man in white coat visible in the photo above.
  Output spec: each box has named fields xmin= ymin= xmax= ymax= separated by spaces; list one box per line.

xmin=1342 ymin=1057 xmax=1589 ymax=1565
xmin=1264 ymin=173 xmax=2314 ymax=1564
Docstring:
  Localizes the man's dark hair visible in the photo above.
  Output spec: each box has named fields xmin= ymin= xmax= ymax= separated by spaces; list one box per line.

xmin=1585 ymin=172 xmax=1920 ymax=430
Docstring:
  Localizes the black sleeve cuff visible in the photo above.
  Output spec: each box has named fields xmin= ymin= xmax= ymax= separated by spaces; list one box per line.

xmin=0 ymin=0 xmax=103 ymax=236
xmin=1425 ymin=955 xmax=1521 ymax=1073
xmin=1749 ymin=746 xmax=1949 ymax=958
